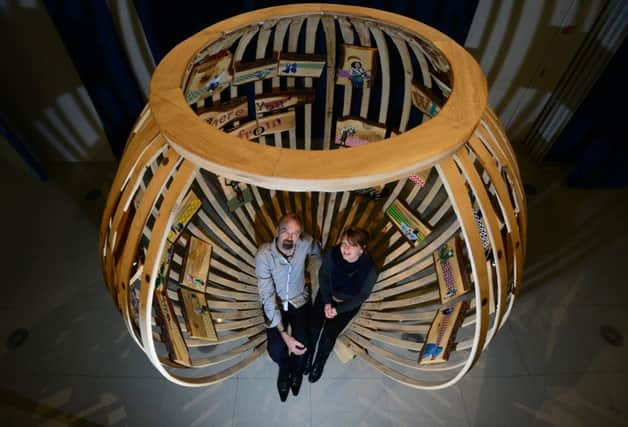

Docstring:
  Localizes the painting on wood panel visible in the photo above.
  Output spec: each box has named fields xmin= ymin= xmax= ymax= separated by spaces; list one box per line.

xmin=255 ymin=89 xmax=315 ymax=115
xmin=335 ymin=116 xmax=386 ymax=147
xmin=419 ymin=301 xmax=468 ymax=365
xmin=278 ymin=53 xmax=326 ymax=78
xmin=233 ymin=58 xmax=278 ymax=85
xmin=336 ymin=44 xmax=377 ymax=89
xmin=184 ymin=50 xmax=232 ymax=105
xmin=385 ymin=199 xmax=431 ymax=246
xmin=181 ymin=235 xmax=212 ymax=292
xmin=218 ymin=177 xmax=254 ymax=211
xmin=433 ymin=236 xmax=471 ymax=304
xmin=198 ymin=96 xmax=249 ymax=129
xmin=411 ymin=80 xmax=443 ymax=117
xmin=229 ymin=110 xmax=296 ymax=140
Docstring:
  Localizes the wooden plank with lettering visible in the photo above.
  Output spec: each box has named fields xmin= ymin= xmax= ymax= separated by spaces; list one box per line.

xmin=233 ymin=58 xmax=278 ymax=85
xmin=155 ymin=291 xmax=191 ymax=366
xmin=433 ymin=236 xmax=471 ymax=304
xmin=336 ymin=44 xmax=378 ymax=88
xmin=385 ymin=199 xmax=431 ymax=246
xmin=167 ymin=191 xmax=202 ymax=243
xmin=229 ymin=110 xmax=296 ymax=140
xmin=334 ymin=116 xmax=386 ymax=147
xmin=411 ymin=79 xmax=443 ymax=117
xmin=198 ymin=97 xmax=249 ymax=129
xmin=178 ymin=288 xmax=218 ymax=341
xmin=218 ymin=177 xmax=254 ymax=211
xmin=255 ymin=89 xmax=315 ymax=114
xmin=184 ymin=50 xmax=232 ymax=105
xmin=181 ymin=235 xmax=212 ymax=292
xmin=419 ymin=301 xmax=468 ymax=365
xmin=278 ymin=53 xmax=326 ymax=78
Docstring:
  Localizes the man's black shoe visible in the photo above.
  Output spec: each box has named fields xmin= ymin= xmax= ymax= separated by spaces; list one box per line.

xmin=290 ymin=371 xmax=303 ymax=396
xmin=277 ymin=369 xmax=290 ymax=402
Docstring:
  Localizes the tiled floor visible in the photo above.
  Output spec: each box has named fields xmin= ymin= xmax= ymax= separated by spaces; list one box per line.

xmin=1 ymin=146 xmax=627 ymax=426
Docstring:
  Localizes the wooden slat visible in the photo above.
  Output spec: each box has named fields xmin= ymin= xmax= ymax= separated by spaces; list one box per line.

xmin=370 ymin=26 xmax=390 ymax=124
xmin=321 ymin=16 xmax=336 ymax=150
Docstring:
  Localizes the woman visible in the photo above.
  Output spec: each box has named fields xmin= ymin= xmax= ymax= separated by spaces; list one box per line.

xmin=305 ymin=227 xmax=377 ymax=382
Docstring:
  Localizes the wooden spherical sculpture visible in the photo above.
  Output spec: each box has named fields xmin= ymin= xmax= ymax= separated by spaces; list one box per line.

xmin=100 ymin=4 xmax=526 ymax=389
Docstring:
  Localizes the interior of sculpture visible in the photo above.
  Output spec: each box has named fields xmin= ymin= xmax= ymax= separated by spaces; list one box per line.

xmin=99 ymin=4 xmax=526 ymax=389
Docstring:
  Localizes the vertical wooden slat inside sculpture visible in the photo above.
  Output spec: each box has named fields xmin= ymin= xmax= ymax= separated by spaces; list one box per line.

xmin=99 ymin=5 xmax=524 ymax=388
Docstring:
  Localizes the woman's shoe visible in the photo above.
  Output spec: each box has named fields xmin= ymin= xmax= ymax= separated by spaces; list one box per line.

xmin=308 ymin=358 xmax=326 ymax=383
xmin=303 ymin=351 xmax=314 ymax=376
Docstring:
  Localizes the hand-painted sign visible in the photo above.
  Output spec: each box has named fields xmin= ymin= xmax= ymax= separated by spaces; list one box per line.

xmin=255 ymin=89 xmax=315 ymax=114
xmin=336 ymin=44 xmax=378 ymax=88
xmin=184 ymin=51 xmax=232 ymax=105
xmin=411 ymin=80 xmax=443 ymax=117
xmin=278 ymin=53 xmax=326 ymax=78
xmin=198 ymin=96 xmax=249 ymax=129
xmin=335 ymin=116 xmax=386 ymax=147
xmin=228 ymin=110 xmax=296 ymax=140
xmin=233 ymin=58 xmax=278 ymax=85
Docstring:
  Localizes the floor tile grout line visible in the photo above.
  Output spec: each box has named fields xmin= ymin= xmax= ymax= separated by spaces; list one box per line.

xmin=232 ymin=377 xmax=239 ymax=427
xmin=456 ymin=383 xmax=474 ymax=427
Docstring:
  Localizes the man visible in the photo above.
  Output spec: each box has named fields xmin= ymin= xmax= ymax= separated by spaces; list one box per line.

xmin=255 ymin=213 xmax=321 ymax=401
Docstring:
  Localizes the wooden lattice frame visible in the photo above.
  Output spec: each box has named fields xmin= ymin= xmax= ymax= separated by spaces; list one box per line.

xmin=100 ymin=4 xmax=526 ymax=389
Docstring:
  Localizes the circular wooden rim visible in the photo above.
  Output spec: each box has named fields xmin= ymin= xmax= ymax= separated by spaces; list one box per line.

xmin=149 ymin=3 xmax=487 ymax=191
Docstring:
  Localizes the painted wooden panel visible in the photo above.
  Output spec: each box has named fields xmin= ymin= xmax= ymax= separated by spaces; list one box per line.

xmin=336 ymin=44 xmax=378 ymax=88
xmin=433 ymin=236 xmax=471 ymax=304
xmin=198 ymin=96 xmax=249 ymax=129
xmin=385 ymin=199 xmax=431 ymax=246
xmin=255 ymin=89 xmax=315 ymax=114
xmin=334 ymin=116 xmax=386 ymax=147
xmin=184 ymin=50 xmax=232 ymax=104
xmin=278 ymin=53 xmax=326 ymax=77
xmin=181 ymin=235 xmax=212 ymax=292
xmin=419 ymin=301 xmax=468 ymax=365
xmin=179 ymin=288 xmax=218 ymax=342
xmin=229 ymin=110 xmax=296 ymax=140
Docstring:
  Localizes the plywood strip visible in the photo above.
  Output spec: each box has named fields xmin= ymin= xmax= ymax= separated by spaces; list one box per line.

xmin=435 ymin=157 xmax=489 ymax=372
xmin=382 ymin=27 xmax=413 ymax=132
xmin=351 ymin=324 xmax=422 ymax=351
xmin=116 ymin=149 xmax=180 ymax=312
xmin=195 ymin=172 xmax=257 ymax=256
xmin=338 ymin=16 xmax=355 ymax=116
xmin=370 ymin=26 xmax=390 ymax=124
xmin=369 ymin=272 xmax=437 ymax=301
xmin=354 ymin=316 xmax=430 ymax=334
xmin=139 ymin=160 xmax=197 ymax=374
xmin=454 ymin=149 xmax=508 ymax=336
xmin=303 ymin=15 xmax=320 ymax=150
xmin=321 ymin=16 xmax=336 ymax=150
xmin=230 ymin=26 xmax=260 ymax=99
xmin=361 ymin=289 xmax=439 ymax=311
xmin=196 ymin=210 xmax=255 ymax=266
xmin=350 ymin=18 xmax=372 ymax=118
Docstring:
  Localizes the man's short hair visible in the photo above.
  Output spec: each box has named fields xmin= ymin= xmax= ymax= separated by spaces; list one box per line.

xmin=277 ymin=213 xmax=303 ymax=233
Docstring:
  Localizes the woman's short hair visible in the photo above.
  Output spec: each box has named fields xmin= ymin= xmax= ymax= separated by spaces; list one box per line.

xmin=341 ymin=227 xmax=369 ymax=248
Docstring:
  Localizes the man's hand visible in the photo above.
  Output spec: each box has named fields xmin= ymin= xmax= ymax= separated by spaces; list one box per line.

xmin=283 ymin=334 xmax=307 ymax=355
xmin=324 ymin=303 xmax=337 ymax=319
